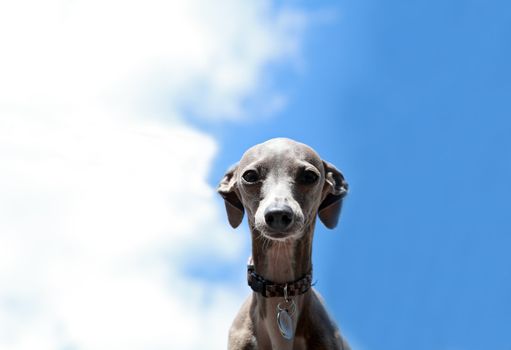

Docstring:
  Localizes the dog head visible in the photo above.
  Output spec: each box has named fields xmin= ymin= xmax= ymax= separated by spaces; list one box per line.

xmin=218 ymin=138 xmax=348 ymax=241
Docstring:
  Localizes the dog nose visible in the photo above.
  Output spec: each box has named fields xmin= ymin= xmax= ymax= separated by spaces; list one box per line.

xmin=264 ymin=205 xmax=294 ymax=231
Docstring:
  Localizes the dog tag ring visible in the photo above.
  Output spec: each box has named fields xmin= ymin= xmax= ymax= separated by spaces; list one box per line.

xmin=277 ymin=308 xmax=294 ymax=340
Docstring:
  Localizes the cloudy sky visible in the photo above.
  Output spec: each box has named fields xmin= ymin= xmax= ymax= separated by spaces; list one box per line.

xmin=0 ymin=1 xmax=305 ymax=349
xmin=1 ymin=0 xmax=510 ymax=349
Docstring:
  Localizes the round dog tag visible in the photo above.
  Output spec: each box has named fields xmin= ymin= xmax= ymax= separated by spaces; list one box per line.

xmin=277 ymin=309 xmax=294 ymax=340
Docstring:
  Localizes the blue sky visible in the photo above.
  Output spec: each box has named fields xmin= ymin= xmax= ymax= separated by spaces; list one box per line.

xmin=0 ymin=0 xmax=509 ymax=349
xmin=201 ymin=1 xmax=511 ymax=349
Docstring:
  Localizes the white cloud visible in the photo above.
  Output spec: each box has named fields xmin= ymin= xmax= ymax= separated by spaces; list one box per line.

xmin=0 ymin=0 xmax=305 ymax=120
xmin=0 ymin=0 xmax=306 ymax=349
xmin=0 ymin=113 xmax=248 ymax=350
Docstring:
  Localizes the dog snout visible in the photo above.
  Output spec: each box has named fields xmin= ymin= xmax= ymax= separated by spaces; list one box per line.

xmin=264 ymin=205 xmax=294 ymax=231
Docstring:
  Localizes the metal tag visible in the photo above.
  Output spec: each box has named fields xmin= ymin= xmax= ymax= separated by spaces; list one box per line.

xmin=277 ymin=309 xmax=294 ymax=340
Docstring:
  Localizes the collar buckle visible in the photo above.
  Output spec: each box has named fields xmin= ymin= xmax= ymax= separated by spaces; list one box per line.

xmin=247 ymin=264 xmax=267 ymax=297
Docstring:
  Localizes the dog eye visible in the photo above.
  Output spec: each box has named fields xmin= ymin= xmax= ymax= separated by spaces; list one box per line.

xmin=298 ymin=170 xmax=319 ymax=185
xmin=242 ymin=170 xmax=259 ymax=183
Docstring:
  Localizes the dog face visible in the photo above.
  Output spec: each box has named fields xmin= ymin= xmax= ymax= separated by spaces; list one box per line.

xmin=218 ymin=138 xmax=348 ymax=241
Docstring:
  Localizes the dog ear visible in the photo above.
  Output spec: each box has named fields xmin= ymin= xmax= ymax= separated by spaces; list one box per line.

xmin=217 ymin=163 xmax=244 ymax=228
xmin=318 ymin=161 xmax=349 ymax=229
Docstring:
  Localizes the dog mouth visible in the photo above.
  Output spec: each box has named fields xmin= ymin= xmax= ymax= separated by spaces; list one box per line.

xmin=257 ymin=223 xmax=304 ymax=241
xmin=261 ymin=229 xmax=289 ymax=240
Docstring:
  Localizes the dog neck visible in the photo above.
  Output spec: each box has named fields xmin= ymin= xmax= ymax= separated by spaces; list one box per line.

xmin=250 ymin=224 xmax=314 ymax=285
xmin=248 ymin=222 xmax=315 ymax=348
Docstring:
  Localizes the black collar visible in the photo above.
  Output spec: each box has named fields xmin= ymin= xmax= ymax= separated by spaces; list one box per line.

xmin=247 ymin=263 xmax=313 ymax=298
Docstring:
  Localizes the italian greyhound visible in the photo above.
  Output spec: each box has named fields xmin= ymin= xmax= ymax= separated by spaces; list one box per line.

xmin=218 ymin=138 xmax=351 ymax=350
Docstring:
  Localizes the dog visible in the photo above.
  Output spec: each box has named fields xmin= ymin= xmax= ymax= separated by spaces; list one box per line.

xmin=218 ymin=138 xmax=351 ymax=350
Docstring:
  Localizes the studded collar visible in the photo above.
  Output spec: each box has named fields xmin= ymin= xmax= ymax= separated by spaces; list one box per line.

xmin=247 ymin=262 xmax=313 ymax=298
